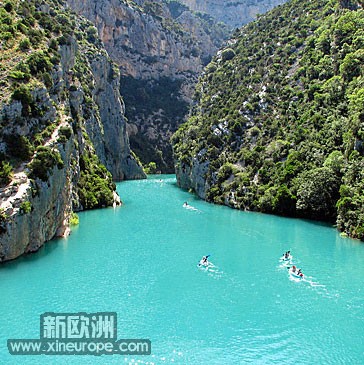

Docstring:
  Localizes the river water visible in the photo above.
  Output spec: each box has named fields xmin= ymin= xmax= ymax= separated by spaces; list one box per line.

xmin=0 ymin=175 xmax=363 ymax=364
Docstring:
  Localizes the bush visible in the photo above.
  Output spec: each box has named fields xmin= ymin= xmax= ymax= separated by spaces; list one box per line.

xmin=19 ymin=201 xmax=32 ymax=214
xmin=27 ymin=51 xmax=52 ymax=75
xmin=58 ymin=127 xmax=72 ymax=143
xmin=77 ymin=152 xmax=115 ymax=209
xmin=144 ymin=162 xmax=157 ymax=174
xmin=4 ymin=2 xmax=13 ymax=12
xmin=0 ymin=161 xmax=12 ymax=186
xmin=29 ymin=147 xmax=64 ymax=181
xmin=0 ymin=208 xmax=8 ymax=234
xmin=273 ymin=185 xmax=297 ymax=215
xmin=11 ymin=85 xmax=32 ymax=104
xmin=27 ymin=29 xmax=43 ymax=46
xmin=42 ymin=72 xmax=53 ymax=88
xmin=0 ymin=30 xmax=14 ymax=48
xmin=323 ymin=151 xmax=344 ymax=175
xmin=49 ymin=38 xmax=58 ymax=51
xmin=221 ymin=48 xmax=236 ymax=61
xmin=19 ymin=37 xmax=31 ymax=51
xmin=86 ymin=26 xmax=98 ymax=43
xmin=15 ymin=61 xmax=31 ymax=75
xmin=11 ymin=85 xmax=34 ymax=115
xmin=4 ymin=134 xmax=34 ymax=160
xmin=70 ymin=212 xmax=79 ymax=226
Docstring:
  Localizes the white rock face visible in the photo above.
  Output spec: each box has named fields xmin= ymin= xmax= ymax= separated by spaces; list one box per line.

xmin=66 ymin=0 xmax=227 ymax=80
xmin=176 ymin=157 xmax=210 ymax=199
xmin=179 ymin=0 xmax=287 ymax=28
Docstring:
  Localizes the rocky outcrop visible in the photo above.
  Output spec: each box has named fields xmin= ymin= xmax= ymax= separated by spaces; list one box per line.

xmin=176 ymin=158 xmax=210 ymax=199
xmin=179 ymin=0 xmax=287 ymax=28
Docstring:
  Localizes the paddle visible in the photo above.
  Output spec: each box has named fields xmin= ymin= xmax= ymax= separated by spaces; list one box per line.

xmin=198 ymin=254 xmax=210 ymax=266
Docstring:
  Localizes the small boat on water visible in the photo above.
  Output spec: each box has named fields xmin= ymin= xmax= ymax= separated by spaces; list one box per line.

xmin=198 ymin=260 xmax=209 ymax=267
xmin=280 ymin=254 xmax=293 ymax=262
xmin=289 ymin=267 xmax=304 ymax=279
xmin=198 ymin=255 xmax=210 ymax=268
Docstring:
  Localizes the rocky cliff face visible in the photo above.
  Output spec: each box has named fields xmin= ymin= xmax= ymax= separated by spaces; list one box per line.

xmin=66 ymin=0 xmax=226 ymax=81
xmin=179 ymin=0 xmax=287 ymax=28
xmin=0 ymin=0 xmax=144 ymax=262
xmin=0 ymin=138 xmax=75 ymax=261
xmin=175 ymin=156 xmax=210 ymax=199
xmin=66 ymin=0 xmax=229 ymax=172
xmin=70 ymin=47 xmax=145 ymax=180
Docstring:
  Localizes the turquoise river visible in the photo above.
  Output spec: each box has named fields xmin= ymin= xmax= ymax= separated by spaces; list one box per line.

xmin=1 ymin=175 xmax=364 ymax=364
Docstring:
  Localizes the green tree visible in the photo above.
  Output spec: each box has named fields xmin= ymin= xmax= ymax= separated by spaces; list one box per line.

xmin=296 ymin=168 xmax=340 ymax=221
xmin=323 ymin=151 xmax=345 ymax=175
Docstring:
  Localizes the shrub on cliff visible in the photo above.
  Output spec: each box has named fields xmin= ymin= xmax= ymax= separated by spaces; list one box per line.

xmin=4 ymin=134 xmax=34 ymax=161
xmin=18 ymin=37 xmax=31 ymax=51
xmin=19 ymin=201 xmax=32 ymax=214
xmin=27 ymin=51 xmax=52 ymax=75
xmin=77 ymin=151 xmax=115 ymax=209
xmin=221 ymin=48 xmax=236 ymax=61
xmin=0 ymin=208 xmax=8 ymax=234
xmin=11 ymin=85 xmax=35 ymax=116
xmin=28 ymin=146 xmax=64 ymax=181
xmin=0 ymin=161 xmax=12 ymax=186
xmin=70 ymin=212 xmax=79 ymax=226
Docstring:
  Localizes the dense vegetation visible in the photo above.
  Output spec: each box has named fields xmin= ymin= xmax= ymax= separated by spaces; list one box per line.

xmin=0 ymin=0 xmax=117 ymax=210
xmin=77 ymin=150 xmax=115 ymax=209
xmin=172 ymin=0 xmax=364 ymax=239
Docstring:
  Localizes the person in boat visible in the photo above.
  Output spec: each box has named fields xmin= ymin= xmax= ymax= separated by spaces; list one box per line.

xmin=201 ymin=255 xmax=209 ymax=265
xmin=284 ymin=251 xmax=290 ymax=259
xmin=183 ymin=201 xmax=188 ymax=207
xmin=297 ymin=268 xmax=303 ymax=276
xmin=291 ymin=265 xmax=297 ymax=273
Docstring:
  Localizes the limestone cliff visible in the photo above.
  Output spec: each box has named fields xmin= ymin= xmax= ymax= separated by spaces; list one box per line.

xmin=0 ymin=0 xmax=144 ymax=262
xmin=179 ymin=0 xmax=287 ymax=28
xmin=66 ymin=0 xmax=229 ymax=172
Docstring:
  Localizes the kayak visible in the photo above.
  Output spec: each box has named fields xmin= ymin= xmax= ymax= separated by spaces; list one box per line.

xmin=183 ymin=204 xmax=198 ymax=211
xmin=289 ymin=268 xmax=304 ymax=279
xmin=198 ymin=260 xmax=209 ymax=267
